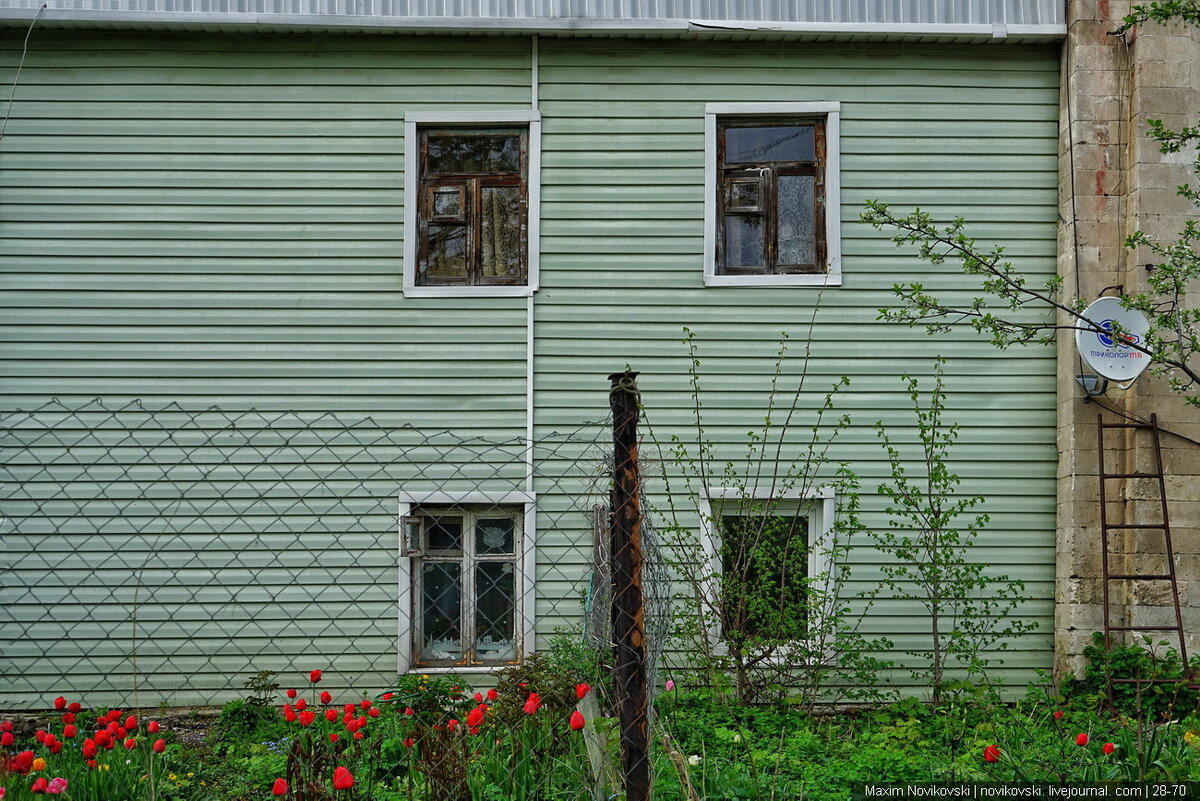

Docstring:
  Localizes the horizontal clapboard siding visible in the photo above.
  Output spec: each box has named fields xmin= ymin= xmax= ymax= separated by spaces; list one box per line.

xmin=1 ymin=30 xmax=1059 ymax=707
xmin=532 ymin=38 xmax=1059 ymax=688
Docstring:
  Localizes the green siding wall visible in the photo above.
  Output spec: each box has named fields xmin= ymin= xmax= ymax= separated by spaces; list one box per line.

xmin=0 ymin=30 xmax=1059 ymax=706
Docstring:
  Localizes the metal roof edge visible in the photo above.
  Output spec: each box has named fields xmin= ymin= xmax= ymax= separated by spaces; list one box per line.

xmin=0 ymin=6 xmax=1066 ymax=40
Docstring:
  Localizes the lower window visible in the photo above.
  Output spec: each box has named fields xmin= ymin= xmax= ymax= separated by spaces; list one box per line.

xmin=405 ymin=505 xmax=522 ymax=667
xmin=719 ymin=511 xmax=810 ymax=642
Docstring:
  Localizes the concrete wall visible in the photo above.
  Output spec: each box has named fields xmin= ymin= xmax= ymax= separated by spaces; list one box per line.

xmin=1056 ymin=0 xmax=1200 ymax=677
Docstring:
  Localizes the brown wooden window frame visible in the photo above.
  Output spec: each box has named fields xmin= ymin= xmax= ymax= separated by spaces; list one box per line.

xmin=416 ymin=126 xmax=529 ymax=288
xmin=716 ymin=117 xmax=828 ymax=276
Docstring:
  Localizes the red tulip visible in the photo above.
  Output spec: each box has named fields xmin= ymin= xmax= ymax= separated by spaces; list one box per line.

xmin=152 ymin=738 xmax=166 ymax=753
xmin=1053 ymin=710 xmax=1064 ymax=720
xmin=404 ymin=707 xmax=414 ymax=716
xmin=95 ymin=731 xmax=111 ymax=747
xmin=320 ymin=691 xmax=332 ymax=705
xmin=474 ymin=692 xmax=484 ymax=703
xmin=343 ymin=703 xmax=355 ymax=714
xmin=1076 ymin=733 xmax=1089 ymax=746
xmin=382 ymin=692 xmax=394 ymax=700
xmin=569 ymin=710 xmax=586 ymax=731
xmin=310 ymin=669 xmax=323 ymax=684
xmin=31 ymin=776 xmax=48 ymax=793
xmin=576 ymin=683 xmax=591 ymax=700
xmin=107 ymin=710 xmax=122 ymax=723
xmin=325 ymin=709 xmax=338 ymax=722
xmin=272 ymin=778 xmax=288 ymax=795
xmin=67 ymin=703 xmax=81 ymax=714
xmin=0 ymin=720 xmax=10 ymax=732
xmin=353 ymin=731 xmax=363 ymax=740
xmin=286 ymin=688 xmax=297 ymax=699
xmin=984 ymin=744 xmax=1000 ymax=763
xmin=86 ymin=759 xmax=98 ymax=769
xmin=332 ymin=766 xmax=354 ymax=789
xmin=404 ymin=737 xmax=414 ymax=748
xmin=14 ymin=750 xmax=34 ymax=773
xmin=469 ymin=726 xmax=480 ymax=735
xmin=35 ymin=730 xmax=47 ymax=743
xmin=124 ymin=716 xmax=137 ymax=730
xmin=466 ymin=708 xmax=484 ymax=728
xmin=147 ymin=721 xmax=159 ymax=734
xmin=61 ymin=713 xmax=75 ymax=725
xmin=368 ymin=708 xmax=380 ymax=719
xmin=62 ymin=725 xmax=76 ymax=739
xmin=329 ymin=733 xmax=339 ymax=743
xmin=0 ymin=732 xmax=12 ymax=747
xmin=1103 ymin=742 xmax=1116 ymax=755
xmin=357 ymin=716 xmax=367 ymax=729
xmin=53 ymin=697 xmax=66 ymax=710
xmin=447 ymin=719 xmax=459 ymax=732
xmin=486 ymin=688 xmax=497 ymax=701
xmin=124 ymin=738 xmax=137 ymax=750
xmin=299 ymin=711 xmax=315 ymax=727
xmin=295 ymin=699 xmax=307 ymax=711
xmin=360 ymin=699 xmax=371 ymax=710
xmin=82 ymin=739 xmax=97 ymax=758
xmin=48 ymin=741 xmax=62 ymax=755
xmin=283 ymin=707 xmax=297 ymax=723
xmin=522 ymin=693 xmax=542 ymax=715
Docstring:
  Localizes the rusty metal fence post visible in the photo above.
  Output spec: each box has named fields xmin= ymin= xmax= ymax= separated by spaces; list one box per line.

xmin=608 ymin=370 xmax=650 ymax=801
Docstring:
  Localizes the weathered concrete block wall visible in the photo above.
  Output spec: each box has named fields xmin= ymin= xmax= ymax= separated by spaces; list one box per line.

xmin=1056 ymin=0 xmax=1200 ymax=677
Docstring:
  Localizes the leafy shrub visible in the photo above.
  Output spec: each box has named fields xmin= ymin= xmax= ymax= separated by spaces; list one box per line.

xmin=1061 ymin=632 xmax=1199 ymax=719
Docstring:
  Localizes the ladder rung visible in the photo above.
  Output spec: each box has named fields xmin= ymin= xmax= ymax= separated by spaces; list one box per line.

xmin=1105 ymin=574 xmax=1174 ymax=580
xmin=1106 ymin=626 xmax=1181 ymax=631
xmin=1103 ymin=524 xmax=1166 ymax=530
xmin=1100 ymin=422 xmax=1152 ymax=430
xmin=1102 ymin=472 xmax=1162 ymax=480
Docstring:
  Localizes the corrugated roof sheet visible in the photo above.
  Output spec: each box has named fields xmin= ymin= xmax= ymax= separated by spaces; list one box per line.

xmin=0 ymin=0 xmax=1066 ymax=37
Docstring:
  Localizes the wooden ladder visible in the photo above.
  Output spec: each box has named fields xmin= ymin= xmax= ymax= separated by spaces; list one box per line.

xmin=1097 ymin=413 xmax=1195 ymax=701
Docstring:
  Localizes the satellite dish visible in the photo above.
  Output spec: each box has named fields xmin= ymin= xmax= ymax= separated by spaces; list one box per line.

xmin=1074 ymin=296 xmax=1152 ymax=384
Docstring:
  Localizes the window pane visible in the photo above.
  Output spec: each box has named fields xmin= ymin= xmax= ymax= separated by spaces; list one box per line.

xmin=422 ymin=225 xmax=467 ymax=281
xmin=475 ymin=561 xmax=516 ymax=662
xmin=727 ymin=178 xmax=760 ymax=212
xmin=480 ymin=186 xmax=522 ymax=279
xmin=421 ymin=562 xmax=462 ymax=660
xmin=723 ymin=215 xmax=765 ymax=269
xmin=427 ymin=135 xmax=520 ymax=174
xmin=777 ymin=174 xmax=817 ymax=267
xmin=432 ymin=187 xmax=463 ymax=218
xmin=476 ymin=517 xmax=515 ymax=555
xmin=725 ymin=125 xmax=814 ymax=163
xmin=426 ymin=517 xmax=462 ymax=551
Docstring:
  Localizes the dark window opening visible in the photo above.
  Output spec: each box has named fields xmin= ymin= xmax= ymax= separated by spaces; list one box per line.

xmin=717 ymin=118 xmax=827 ymax=275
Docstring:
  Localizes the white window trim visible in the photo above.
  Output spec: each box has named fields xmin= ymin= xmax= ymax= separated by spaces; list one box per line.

xmin=402 ymin=110 xmax=542 ymax=298
xmin=697 ymin=485 xmax=837 ymax=663
xmin=397 ymin=489 xmax=536 ymax=674
xmin=703 ymin=102 xmax=842 ymax=288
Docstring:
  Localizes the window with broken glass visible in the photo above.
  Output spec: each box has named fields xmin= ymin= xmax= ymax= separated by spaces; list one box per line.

xmin=408 ymin=506 xmax=521 ymax=666
xmin=417 ymin=128 xmax=527 ymax=286
xmin=717 ymin=118 xmax=826 ymax=275
xmin=718 ymin=511 xmax=810 ymax=642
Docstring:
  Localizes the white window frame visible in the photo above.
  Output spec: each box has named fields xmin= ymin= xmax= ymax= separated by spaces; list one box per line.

xmin=697 ymin=486 xmax=836 ymax=663
xmin=402 ymin=111 xmax=541 ymax=298
xmin=397 ymin=489 xmax=536 ymax=674
xmin=703 ymin=102 xmax=842 ymax=288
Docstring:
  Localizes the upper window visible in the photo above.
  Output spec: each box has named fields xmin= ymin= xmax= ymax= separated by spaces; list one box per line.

xmin=403 ymin=112 xmax=541 ymax=298
xmin=704 ymin=103 xmax=841 ymax=288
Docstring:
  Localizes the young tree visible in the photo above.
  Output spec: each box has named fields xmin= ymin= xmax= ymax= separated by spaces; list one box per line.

xmin=860 ymin=4 xmax=1200 ymax=406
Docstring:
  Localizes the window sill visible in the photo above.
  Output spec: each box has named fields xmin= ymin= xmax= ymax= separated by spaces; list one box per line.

xmin=403 ymin=285 xmax=537 ymax=299
xmin=704 ymin=272 xmax=842 ymax=288
xmin=407 ymin=665 xmax=516 ymax=675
